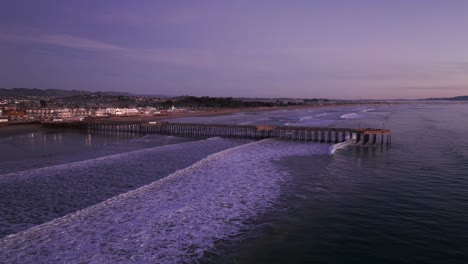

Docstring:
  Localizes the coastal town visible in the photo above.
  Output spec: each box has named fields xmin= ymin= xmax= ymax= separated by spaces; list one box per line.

xmin=0 ymin=99 xmax=175 ymax=124
xmin=1 ymin=105 xmax=169 ymax=123
xmin=0 ymin=88 xmax=333 ymax=125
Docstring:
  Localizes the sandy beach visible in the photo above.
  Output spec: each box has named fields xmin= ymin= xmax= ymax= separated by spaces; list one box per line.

xmin=0 ymin=102 xmax=394 ymax=136
xmin=90 ymin=102 xmax=394 ymax=123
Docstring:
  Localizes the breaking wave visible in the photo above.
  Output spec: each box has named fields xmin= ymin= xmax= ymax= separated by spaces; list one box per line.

xmin=328 ymin=140 xmax=353 ymax=155
xmin=0 ymin=134 xmax=192 ymax=175
xmin=315 ymin=112 xmax=329 ymax=117
xmin=340 ymin=113 xmax=366 ymax=119
xmin=0 ymin=139 xmax=243 ymax=238
xmin=284 ymin=116 xmax=335 ymax=127
xmin=0 ymin=139 xmax=329 ymax=263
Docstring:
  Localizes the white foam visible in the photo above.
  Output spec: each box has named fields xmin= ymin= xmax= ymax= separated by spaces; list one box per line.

xmin=0 ymin=138 xmax=231 ymax=183
xmin=299 ymin=116 xmax=313 ymax=121
xmin=315 ymin=112 xmax=329 ymax=117
xmin=340 ymin=113 xmax=366 ymax=119
xmin=328 ymin=140 xmax=353 ymax=155
xmin=0 ymin=139 xmax=246 ymax=239
xmin=0 ymin=140 xmax=329 ymax=263
xmin=284 ymin=116 xmax=315 ymax=126
xmin=0 ymin=134 xmax=190 ymax=176
xmin=285 ymin=119 xmax=335 ymax=127
xmin=362 ymin=108 xmax=375 ymax=112
xmin=0 ymin=142 xmax=189 ymax=182
xmin=206 ymin=136 xmax=223 ymax=140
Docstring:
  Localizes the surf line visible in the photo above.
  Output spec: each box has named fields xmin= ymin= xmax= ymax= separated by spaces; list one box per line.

xmin=1 ymin=139 xmax=327 ymax=263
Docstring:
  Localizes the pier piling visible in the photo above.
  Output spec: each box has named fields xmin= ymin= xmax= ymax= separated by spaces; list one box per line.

xmin=41 ymin=121 xmax=391 ymax=147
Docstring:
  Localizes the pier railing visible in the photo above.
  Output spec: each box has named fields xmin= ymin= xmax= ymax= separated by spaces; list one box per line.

xmin=42 ymin=121 xmax=391 ymax=146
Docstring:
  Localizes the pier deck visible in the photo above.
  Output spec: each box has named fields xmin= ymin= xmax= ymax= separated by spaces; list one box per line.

xmin=42 ymin=121 xmax=391 ymax=146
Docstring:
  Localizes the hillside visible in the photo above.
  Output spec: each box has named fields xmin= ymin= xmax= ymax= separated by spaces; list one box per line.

xmin=0 ymin=88 xmax=132 ymax=98
xmin=426 ymin=95 xmax=468 ymax=101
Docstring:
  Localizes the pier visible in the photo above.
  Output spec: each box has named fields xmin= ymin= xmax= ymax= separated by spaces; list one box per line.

xmin=42 ymin=121 xmax=392 ymax=146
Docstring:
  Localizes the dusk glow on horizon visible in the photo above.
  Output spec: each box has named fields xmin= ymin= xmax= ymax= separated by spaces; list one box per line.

xmin=1 ymin=1 xmax=468 ymax=99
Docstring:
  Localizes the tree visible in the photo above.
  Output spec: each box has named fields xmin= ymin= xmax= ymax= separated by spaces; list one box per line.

xmin=17 ymin=101 xmax=27 ymax=110
xmin=40 ymin=100 xmax=47 ymax=108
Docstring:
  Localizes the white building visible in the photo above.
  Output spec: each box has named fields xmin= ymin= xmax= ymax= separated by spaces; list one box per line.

xmin=26 ymin=109 xmax=56 ymax=120
xmin=55 ymin=108 xmax=71 ymax=119
xmin=115 ymin=108 xmax=139 ymax=116
xmin=105 ymin=108 xmax=117 ymax=115
xmin=70 ymin=108 xmax=92 ymax=118
xmin=93 ymin=109 xmax=107 ymax=117
xmin=139 ymin=107 xmax=161 ymax=115
xmin=106 ymin=108 xmax=139 ymax=116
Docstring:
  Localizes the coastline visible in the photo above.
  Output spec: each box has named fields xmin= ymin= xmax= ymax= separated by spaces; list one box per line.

xmin=0 ymin=102 xmax=394 ymax=136
xmin=92 ymin=102 xmax=396 ymax=123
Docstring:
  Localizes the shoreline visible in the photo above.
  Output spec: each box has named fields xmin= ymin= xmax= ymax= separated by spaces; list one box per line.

xmin=0 ymin=102 xmax=395 ymax=135
xmin=90 ymin=101 xmax=396 ymax=123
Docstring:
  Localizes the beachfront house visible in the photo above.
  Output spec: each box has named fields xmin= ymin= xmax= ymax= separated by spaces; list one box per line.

xmin=93 ymin=109 xmax=107 ymax=117
xmin=106 ymin=108 xmax=139 ymax=116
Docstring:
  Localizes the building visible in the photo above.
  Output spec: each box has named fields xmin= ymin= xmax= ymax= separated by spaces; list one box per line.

xmin=105 ymin=107 xmax=139 ymax=116
xmin=93 ymin=108 xmax=107 ymax=117
xmin=54 ymin=108 xmax=71 ymax=119
xmin=115 ymin=108 xmax=139 ymax=116
xmin=3 ymin=110 xmax=26 ymax=120
xmin=70 ymin=108 xmax=92 ymax=118
xmin=26 ymin=109 xmax=56 ymax=120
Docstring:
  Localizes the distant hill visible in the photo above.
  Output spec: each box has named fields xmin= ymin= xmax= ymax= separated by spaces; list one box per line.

xmin=92 ymin=91 xmax=134 ymax=96
xmin=0 ymin=88 xmax=133 ymax=97
xmin=134 ymin=93 xmax=173 ymax=98
xmin=426 ymin=95 xmax=468 ymax=101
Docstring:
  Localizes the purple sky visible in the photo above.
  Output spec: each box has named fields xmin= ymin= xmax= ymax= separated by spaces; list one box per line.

xmin=1 ymin=1 xmax=468 ymax=99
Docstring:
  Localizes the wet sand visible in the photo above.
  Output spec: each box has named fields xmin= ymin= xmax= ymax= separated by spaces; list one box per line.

xmin=95 ymin=102 xmax=393 ymax=123
xmin=0 ymin=102 xmax=394 ymax=133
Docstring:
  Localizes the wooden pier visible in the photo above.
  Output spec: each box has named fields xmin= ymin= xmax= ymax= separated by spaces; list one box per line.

xmin=42 ymin=121 xmax=392 ymax=146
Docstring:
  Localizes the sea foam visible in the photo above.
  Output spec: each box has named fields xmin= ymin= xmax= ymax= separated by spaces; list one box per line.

xmin=328 ymin=140 xmax=353 ymax=155
xmin=0 ymin=139 xmax=242 ymax=238
xmin=0 ymin=139 xmax=329 ymax=263
xmin=340 ymin=113 xmax=366 ymax=119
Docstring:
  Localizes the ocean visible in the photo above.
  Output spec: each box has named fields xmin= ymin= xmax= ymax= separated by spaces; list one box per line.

xmin=1 ymin=102 xmax=468 ymax=263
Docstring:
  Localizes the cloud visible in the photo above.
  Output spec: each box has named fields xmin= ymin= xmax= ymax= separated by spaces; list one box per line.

xmin=402 ymin=85 xmax=467 ymax=91
xmin=37 ymin=35 xmax=125 ymax=52
xmin=0 ymin=32 xmax=220 ymax=69
xmin=96 ymin=8 xmax=198 ymax=26
xmin=4 ymin=31 xmax=467 ymax=93
xmin=0 ymin=33 xmax=124 ymax=52
xmin=0 ymin=32 xmax=237 ymax=70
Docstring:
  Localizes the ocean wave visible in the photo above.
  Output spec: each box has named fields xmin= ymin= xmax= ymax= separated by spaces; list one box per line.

xmin=328 ymin=140 xmax=353 ymax=155
xmin=0 ymin=141 xmax=192 ymax=182
xmin=315 ymin=112 xmax=329 ymax=117
xmin=299 ymin=116 xmax=313 ymax=121
xmin=0 ymin=139 xmax=243 ymax=238
xmin=0 ymin=140 xmax=329 ymax=263
xmin=0 ymin=134 xmax=192 ymax=175
xmin=340 ymin=113 xmax=366 ymax=119
xmin=285 ymin=119 xmax=336 ymax=127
